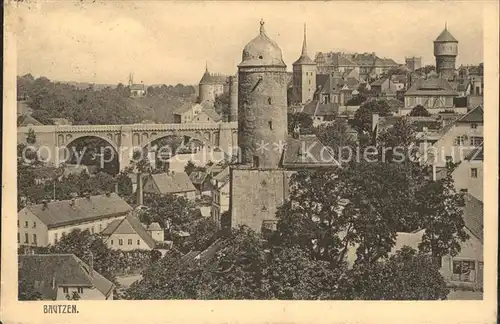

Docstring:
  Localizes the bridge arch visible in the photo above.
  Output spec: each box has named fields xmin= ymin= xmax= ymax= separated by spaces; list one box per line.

xmin=63 ymin=135 xmax=120 ymax=176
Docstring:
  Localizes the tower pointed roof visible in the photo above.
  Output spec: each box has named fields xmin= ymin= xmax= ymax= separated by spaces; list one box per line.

xmin=199 ymin=63 xmax=213 ymax=84
xmin=434 ymin=25 xmax=458 ymax=42
xmin=293 ymin=23 xmax=316 ymax=66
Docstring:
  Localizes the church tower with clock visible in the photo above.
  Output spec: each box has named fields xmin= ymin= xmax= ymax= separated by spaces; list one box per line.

xmin=237 ymin=20 xmax=288 ymax=169
xmin=434 ymin=24 xmax=459 ymax=80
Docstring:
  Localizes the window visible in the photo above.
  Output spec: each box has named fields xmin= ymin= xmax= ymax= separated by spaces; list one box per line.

xmin=24 ymin=221 xmax=28 ymax=228
xmin=111 ymin=240 xmax=114 ymax=245
xmin=470 ymin=136 xmax=483 ymax=146
xmin=128 ymin=239 xmax=132 ymax=245
xmin=99 ymin=224 xmax=103 ymax=232
xmin=24 ymin=233 xmax=29 ymax=244
xmin=445 ymin=156 xmax=452 ymax=162
xmin=268 ymin=121 xmax=273 ymax=130
xmin=77 ymin=287 xmax=84 ymax=294
xmin=470 ymin=168 xmax=478 ymax=178
xmin=268 ymin=97 xmax=272 ymax=105
xmin=54 ymin=233 xmax=58 ymax=243
xmin=470 ymin=123 xmax=478 ymax=129
xmin=454 ymin=135 xmax=467 ymax=146
xmin=17 ymin=233 xmax=20 ymax=243
xmin=33 ymin=234 xmax=37 ymax=245
xmin=63 ymin=287 xmax=69 ymax=293
xmin=452 ymin=260 xmax=476 ymax=282
xmin=119 ymin=239 xmax=123 ymax=246
xmin=33 ymin=221 xmax=36 ymax=228
xmin=253 ymin=156 xmax=259 ymax=168
xmin=17 ymin=220 xmax=19 ymax=228
xmin=309 ymin=80 xmax=311 ymax=85
xmin=137 ymin=240 xmax=140 ymax=245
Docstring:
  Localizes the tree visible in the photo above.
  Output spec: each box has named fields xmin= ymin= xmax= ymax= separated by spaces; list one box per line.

xmin=214 ymin=92 xmax=231 ymax=121
xmin=414 ymin=174 xmax=469 ymax=261
xmin=314 ymin=120 xmax=357 ymax=161
xmin=376 ymin=117 xmax=417 ymax=162
xmin=340 ymin=246 xmax=449 ymax=300
xmin=345 ymin=94 xmax=367 ymax=106
xmin=48 ymin=229 xmax=119 ymax=283
xmin=66 ymin=291 xmax=81 ymax=300
xmin=18 ymin=278 xmax=43 ymax=301
xmin=139 ymin=193 xmax=200 ymax=233
xmin=353 ymin=99 xmax=392 ymax=132
xmin=409 ymin=105 xmax=431 ymax=117
xmin=288 ymin=112 xmax=314 ymax=135
xmin=26 ymin=128 xmax=37 ymax=144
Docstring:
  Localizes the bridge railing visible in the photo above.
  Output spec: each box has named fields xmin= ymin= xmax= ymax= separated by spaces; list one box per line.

xmin=18 ymin=122 xmax=238 ymax=133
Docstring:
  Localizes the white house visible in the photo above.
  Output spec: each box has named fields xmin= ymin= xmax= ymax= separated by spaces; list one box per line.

xmin=17 ymin=193 xmax=132 ymax=247
xmin=101 ymin=214 xmax=163 ymax=251
xmin=18 ymin=254 xmax=115 ymax=300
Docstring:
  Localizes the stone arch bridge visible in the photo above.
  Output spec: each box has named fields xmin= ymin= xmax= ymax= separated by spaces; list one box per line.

xmin=17 ymin=122 xmax=238 ymax=171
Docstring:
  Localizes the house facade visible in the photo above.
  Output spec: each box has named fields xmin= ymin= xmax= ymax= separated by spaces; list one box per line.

xmin=17 ymin=193 xmax=132 ymax=247
xmin=452 ymin=145 xmax=483 ymax=201
xmin=425 ymin=106 xmax=483 ymax=168
xmin=18 ymin=254 xmax=115 ymax=300
xmin=102 ymin=214 xmax=163 ymax=251
xmin=402 ymin=76 xmax=461 ymax=114
xmin=211 ymin=167 xmax=230 ymax=228
xmin=143 ymin=172 xmax=197 ymax=200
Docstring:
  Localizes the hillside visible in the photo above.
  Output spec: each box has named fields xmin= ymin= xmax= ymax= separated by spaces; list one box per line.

xmin=17 ymin=74 xmax=196 ymax=125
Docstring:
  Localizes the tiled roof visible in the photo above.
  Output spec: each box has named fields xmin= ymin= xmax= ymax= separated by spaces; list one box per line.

xmin=282 ymin=135 xmax=340 ymax=168
xmin=213 ymin=166 xmax=230 ymax=184
xmin=145 ymin=172 xmax=197 ymax=195
xmin=315 ymin=52 xmax=358 ymax=67
xmin=201 ymin=107 xmax=222 ymax=122
xmin=435 ymin=28 xmax=458 ymax=42
xmin=463 ymin=193 xmax=483 ymax=243
xmin=174 ymin=103 xmax=199 ymax=115
xmin=464 ymin=143 xmax=483 ymax=161
xmin=404 ymin=77 xmax=458 ymax=96
xmin=102 ymin=214 xmax=157 ymax=249
xmin=147 ymin=222 xmax=162 ymax=231
xmin=18 ymin=254 xmax=114 ymax=300
xmin=199 ymin=71 xmax=228 ymax=85
xmin=457 ymin=105 xmax=483 ymax=123
xmin=302 ymin=100 xmax=339 ymax=117
xmin=18 ymin=114 xmax=43 ymax=126
xmin=20 ymin=193 xmax=132 ymax=229
xmin=371 ymin=78 xmax=388 ymax=86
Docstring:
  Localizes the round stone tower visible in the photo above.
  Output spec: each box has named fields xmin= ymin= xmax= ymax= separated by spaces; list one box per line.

xmin=434 ymin=24 xmax=458 ymax=80
xmin=238 ymin=20 xmax=288 ymax=169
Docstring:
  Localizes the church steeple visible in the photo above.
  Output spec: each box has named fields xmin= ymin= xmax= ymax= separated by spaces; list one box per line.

xmin=301 ymin=23 xmax=308 ymax=56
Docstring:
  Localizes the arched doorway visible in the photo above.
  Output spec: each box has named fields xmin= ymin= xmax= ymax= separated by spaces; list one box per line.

xmin=64 ymin=136 xmax=119 ymax=176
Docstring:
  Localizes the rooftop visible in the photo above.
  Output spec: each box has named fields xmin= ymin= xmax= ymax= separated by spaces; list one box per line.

xmin=19 ymin=193 xmax=132 ymax=229
xmin=457 ymin=105 xmax=483 ymax=123
xmin=144 ymin=172 xmax=197 ymax=195
xmin=404 ymin=76 xmax=458 ymax=96
xmin=18 ymin=254 xmax=114 ymax=300
xmin=102 ymin=213 xmax=157 ymax=249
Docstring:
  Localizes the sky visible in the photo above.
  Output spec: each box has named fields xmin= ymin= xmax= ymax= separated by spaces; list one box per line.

xmin=13 ymin=1 xmax=485 ymax=85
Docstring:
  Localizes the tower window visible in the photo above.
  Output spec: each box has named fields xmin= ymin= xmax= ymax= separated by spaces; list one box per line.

xmin=268 ymin=97 xmax=272 ymax=105
xmin=269 ymin=121 xmax=273 ymax=130
xmin=258 ymin=55 xmax=263 ymax=59
xmin=253 ymin=156 xmax=260 ymax=168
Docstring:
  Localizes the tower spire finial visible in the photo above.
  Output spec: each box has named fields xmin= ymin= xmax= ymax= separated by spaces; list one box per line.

xmin=301 ymin=23 xmax=308 ymax=56
xmin=445 ymin=21 xmax=447 ymax=30
xmin=205 ymin=61 xmax=208 ymax=73
xmin=260 ymin=19 xmax=266 ymax=35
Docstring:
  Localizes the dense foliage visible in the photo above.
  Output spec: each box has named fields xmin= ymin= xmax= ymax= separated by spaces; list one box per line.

xmin=287 ymin=112 xmax=314 ymax=135
xmin=353 ymin=99 xmax=392 ymax=132
xmin=17 ymin=74 xmax=195 ymax=125
xmin=410 ymin=105 xmax=431 ymax=117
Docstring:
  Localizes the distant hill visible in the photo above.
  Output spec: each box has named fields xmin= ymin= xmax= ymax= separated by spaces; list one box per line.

xmin=17 ymin=74 xmax=196 ymax=125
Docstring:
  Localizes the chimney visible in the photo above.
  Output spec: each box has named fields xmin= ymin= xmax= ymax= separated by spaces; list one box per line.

xmin=42 ymin=200 xmax=48 ymax=210
xmin=371 ymin=113 xmax=379 ymax=134
xmin=114 ymin=181 xmax=119 ymax=194
xmin=136 ymin=173 xmax=144 ymax=206
xmin=70 ymin=198 xmax=75 ymax=207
